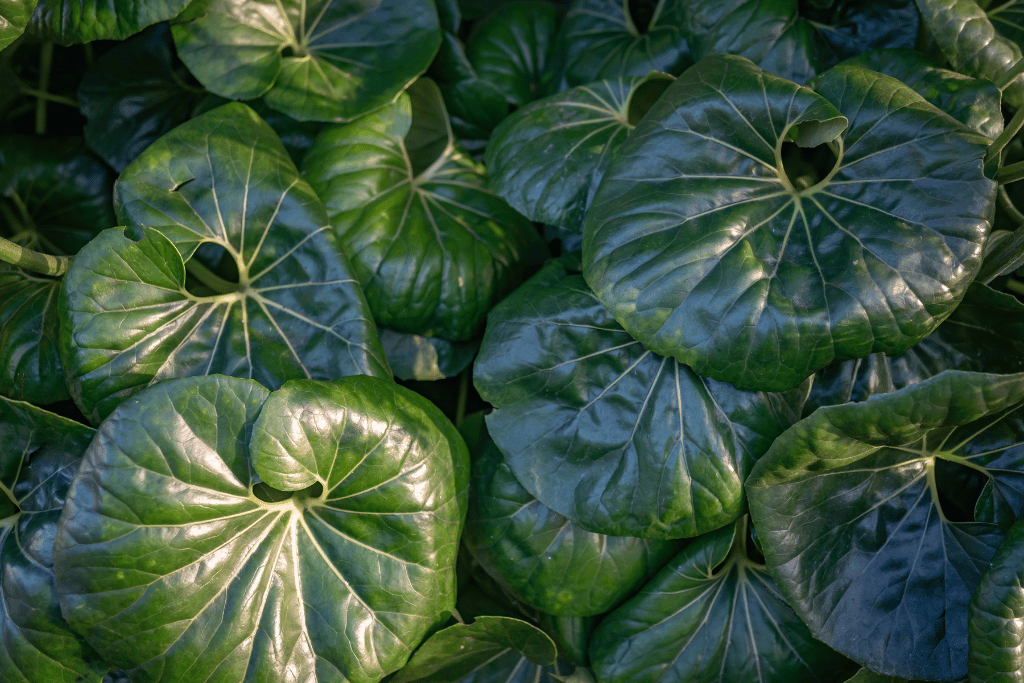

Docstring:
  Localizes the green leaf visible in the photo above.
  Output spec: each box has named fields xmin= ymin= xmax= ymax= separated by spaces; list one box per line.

xmin=302 ymin=78 xmax=547 ymax=341
xmin=806 ymin=283 xmax=1024 ymax=415
xmin=0 ymin=0 xmax=38 ymax=51
xmin=171 ymin=0 xmax=442 ymax=122
xmin=485 ymin=72 xmax=673 ymax=231
xmin=915 ymin=0 xmax=1024 ymax=109
xmin=54 ymin=374 xmax=465 ymax=682
xmin=28 ymin=0 xmax=194 ymax=45
xmin=78 ymin=23 xmax=225 ymax=173
xmin=969 ymin=518 xmax=1024 ymax=683
xmin=474 ymin=262 xmax=806 ymax=539
xmin=583 ymin=55 xmax=995 ymax=392
xmin=0 ymin=269 xmax=63 ymax=404
xmin=60 ymin=102 xmax=389 ymax=424
xmin=555 ymin=0 xmax=690 ymax=86
xmin=589 ymin=518 xmax=858 ymax=683
xmin=388 ymin=616 xmax=562 ymax=683
xmin=381 ymin=328 xmax=477 ymax=381
xmin=464 ymin=415 xmax=682 ymax=615
xmin=838 ymin=48 xmax=1004 ymax=140
xmin=746 ymin=370 xmax=1024 ymax=680
xmin=0 ymin=397 xmax=107 ymax=683
xmin=431 ymin=31 xmax=512 ymax=144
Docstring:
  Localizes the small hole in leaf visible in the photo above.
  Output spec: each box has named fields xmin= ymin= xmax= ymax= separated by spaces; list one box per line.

xmin=779 ymin=140 xmax=839 ymax=191
xmin=0 ymin=492 xmax=19 ymax=521
xmin=628 ymin=0 xmax=658 ymax=33
xmin=934 ymin=458 xmax=987 ymax=523
xmin=281 ymin=45 xmax=297 ymax=58
xmin=746 ymin=523 xmax=766 ymax=565
xmin=183 ymin=243 xmax=241 ymax=296
xmin=252 ymin=480 xmax=324 ymax=504
xmin=626 ymin=78 xmax=672 ymax=126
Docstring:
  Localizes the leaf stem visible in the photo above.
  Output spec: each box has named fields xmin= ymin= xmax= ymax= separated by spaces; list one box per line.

xmin=986 ymin=106 xmax=1024 ymax=166
xmin=997 ymin=55 xmax=1024 ymax=91
xmin=184 ymin=257 xmax=238 ymax=295
xmin=455 ymin=367 xmax=469 ymax=428
xmin=34 ymin=41 xmax=53 ymax=135
xmin=19 ymin=87 xmax=78 ymax=108
xmin=1006 ymin=278 xmax=1024 ymax=297
xmin=999 ymin=185 xmax=1024 ymax=224
xmin=0 ymin=234 xmax=71 ymax=276
xmin=997 ymin=160 xmax=1024 ymax=184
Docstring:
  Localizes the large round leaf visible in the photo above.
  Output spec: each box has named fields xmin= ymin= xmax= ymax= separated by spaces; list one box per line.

xmin=61 ymin=102 xmax=389 ymax=424
xmin=28 ymin=0 xmax=194 ymax=45
xmin=589 ymin=518 xmax=857 ymax=683
xmin=555 ymin=0 xmax=690 ymax=86
xmin=54 ymin=374 xmax=466 ymax=683
xmin=303 ymin=78 xmax=546 ymax=341
xmin=583 ymin=55 xmax=995 ymax=392
xmin=172 ymin=0 xmax=441 ymax=122
xmin=0 ymin=136 xmax=115 ymax=404
xmin=805 ymin=283 xmax=1024 ymax=415
xmin=485 ymin=71 xmax=673 ymax=231
xmin=0 ymin=398 xmax=106 ymax=683
xmin=463 ymin=414 xmax=682 ymax=616
xmin=746 ymin=371 xmax=1024 ymax=680
xmin=474 ymin=262 xmax=805 ymax=539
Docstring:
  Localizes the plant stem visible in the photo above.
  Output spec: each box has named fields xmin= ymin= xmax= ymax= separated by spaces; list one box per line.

xmin=0 ymin=234 xmax=71 ymax=276
xmin=987 ymin=106 xmax=1024 ymax=166
xmin=997 ymin=54 xmax=1024 ymax=91
xmin=19 ymin=88 xmax=78 ymax=108
xmin=34 ymin=41 xmax=53 ymax=135
xmin=1007 ymin=278 xmax=1024 ymax=297
xmin=997 ymin=160 xmax=1024 ymax=184
xmin=999 ymin=186 xmax=1024 ymax=224
xmin=455 ymin=367 xmax=469 ymax=428
xmin=184 ymin=258 xmax=237 ymax=295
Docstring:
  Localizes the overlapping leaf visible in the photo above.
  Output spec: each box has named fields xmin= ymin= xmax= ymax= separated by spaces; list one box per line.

xmin=474 ymin=262 xmax=805 ymax=539
xmin=29 ymin=0 xmax=194 ymax=45
xmin=0 ymin=398 xmax=106 ymax=683
xmin=60 ymin=102 xmax=389 ymax=423
xmin=172 ymin=0 xmax=441 ymax=122
xmin=463 ymin=414 xmax=682 ymax=616
xmin=584 ymin=55 xmax=996 ymax=392
xmin=0 ymin=0 xmax=37 ymax=51
xmin=54 ymin=375 xmax=466 ymax=683
xmin=969 ymin=517 xmax=1024 ymax=683
xmin=589 ymin=519 xmax=857 ymax=683
xmin=303 ymin=78 xmax=546 ymax=341
xmin=746 ymin=371 xmax=1024 ymax=680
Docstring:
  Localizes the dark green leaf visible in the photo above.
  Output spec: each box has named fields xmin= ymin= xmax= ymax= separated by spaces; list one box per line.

xmin=746 ymin=371 xmax=1024 ymax=680
xmin=485 ymin=72 xmax=673 ymax=231
xmin=806 ymin=283 xmax=1024 ymax=415
xmin=381 ymin=328 xmax=477 ymax=381
xmin=537 ymin=614 xmax=594 ymax=668
xmin=915 ymin=0 xmax=1024 ymax=109
xmin=589 ymin=518 xmax=857 ymax=683
xmin=172 ymin=0 xmax=442 ymax=122
xmin=389 ymin=616 xmax=562 ymax=683
xmin=61 ymin=102 xmax=389 ymax=423
xmin=583 ymin=56 xmax=995 ymax=392
xmin=28 ymin=0 xmax=193 ymax=45
xmin=555 ymin=0 xmax=690 ymax=86
xmin=78 ymin=23 xmax=225 ymax=172
xmin=0 ymin=270 xmax=63 ymax=404
xmin=838 ymin=48 xmax=1003 ymax=140
xmin=0 ymin=397 xmax=106 ymax=683
xmin=474 ymin=262 xmax=805 ymax=539
xmin=969 ymin=517 xmax=1024 ymax=683
xmin=464 ymin=414 xmax=682 ymax=615
xmin=54 ymin=374 xmax=465 ymax=682
xmin=302 ymin=78 xmax=547 ymax=341
xmin=0 ymin=0 xmax=37 ymax=51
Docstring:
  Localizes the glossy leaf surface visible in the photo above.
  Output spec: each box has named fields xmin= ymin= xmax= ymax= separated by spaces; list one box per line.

xmin=589 ymin=519 xmax=856 ymax=683
xmin=463 ymin=414 xmax=682 ymax=616
xmin=746 ymin=371 xmax=1024 ymax=680
xmin=380 ymin=329 xmax=476 ymax=381
xmin=389 ymin=616 xmax=564 ymax=683
xmin=916 ymin=0 xmax=1024 ymax=108
xmin=0 ymin=136 xmax=115 ymax=403
xmin=54 ymin=375 xmax=466 ymax=683
xmin=583 ymin=56 xmax=995 ymax=392
xmin=485 ymin=72 xmax=673 ymax=230
xmin=806 ymin=284 xmax=1024 ymax=415
xmin=555 ymin=0 xmax=689 ymax=86
xmin=29 ymin=0 xmax=193 ymax=45
xmin=0 ymin=398 xmax=105 ymax=683
xmin=0 ymin=0 xmax=37 ymax=51
xmin=303 ymin=79 xmax=546 ymax=341
xmin=970 ymin=518 xmax=1024 ymax=683
xmin=172 ymin=0 xmax=441 ymax=122
xmin=474 ymin=262 xmax=805 ymax=539
xmin=61 ymin=102 xmax=388 ymax=423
